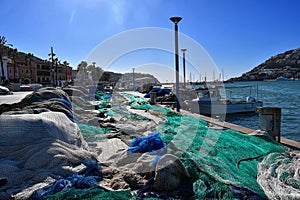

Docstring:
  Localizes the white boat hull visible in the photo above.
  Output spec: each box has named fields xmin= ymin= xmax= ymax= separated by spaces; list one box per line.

xmin=186 ymin=100 xmax=263 ymax=115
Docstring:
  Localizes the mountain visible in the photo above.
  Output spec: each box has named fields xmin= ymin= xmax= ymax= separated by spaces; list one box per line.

xmin=229 ymin=48 xmax=300 ymax=81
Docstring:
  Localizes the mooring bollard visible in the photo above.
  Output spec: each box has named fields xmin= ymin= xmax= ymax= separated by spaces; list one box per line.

xmin=150 ymin=92 xmax=157 ymax=105
xmin=256 ymin=107 xmax=281 ymax=142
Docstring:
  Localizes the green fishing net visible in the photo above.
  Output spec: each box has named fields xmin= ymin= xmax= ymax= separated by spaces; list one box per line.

xmin=98 ymin=108 xmax=118 ymax=117
xmin=45 ymin=188 xmax=134 ymax=200
xmin=54 ymin=93 xmax=290 ymax=199
xmin=123 ymin=93 xmax=177 ymax=117
xmin=78 ymin=123 xmax=109 ymax=142
xmin=115 ymin=93 xmax=288 ymax=198
xmin=122 ymin=93 xmax=152 ymax=110
xmin=156 ymin=113 xmax=287 ymax=198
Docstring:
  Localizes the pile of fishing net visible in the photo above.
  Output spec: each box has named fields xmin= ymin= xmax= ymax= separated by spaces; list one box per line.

xmin=113 ymin=94 xmax=298 ymax=199
xmin=0 ymin=87 xmax=104 ymax=199
xmin=1 ymin=89 xmax=298 ymax=199
xmin=257 ymin=150 xmax=300 ymax=199
xmin=0 ymin=112 xmax=95 ymax=199
xmin=81 ymin=93 xmax=296 ymax=199
xmin=0 ymin=87 xmax=72 ymax=116
xmin=83 ymin=92 xmax=298 ymax=199
xmin=155 ymin=113 xmax=288 ymax=199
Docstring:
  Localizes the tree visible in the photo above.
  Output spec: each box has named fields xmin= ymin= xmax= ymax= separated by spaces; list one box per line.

xmin=48 ymin=47 xmax=56 ymax=86
xmin=0 ymin=36 xmax=12 ymax=83
xmin=63 ymin=61 xmax=69 ymax=81
xmin=77 ymin=61 xmax=88 ymax=81
xmin=86 ymin=64 xmax=95 ymax=83
xmin=54 ymin=57 xmax=59 ymax=85
xmin=25 ymin=53 xmax=34 ymax=83
xmin=94 ymin=66 xmax=104 ymax=83
xmin=9 ymin=48 xmax=18 ymax=82
xmin=100 ymin=71 xmax=111 ymax=82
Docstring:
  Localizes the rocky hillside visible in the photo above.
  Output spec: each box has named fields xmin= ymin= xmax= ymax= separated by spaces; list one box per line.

xmin=229 ymin=48 xmax=300 ymax=81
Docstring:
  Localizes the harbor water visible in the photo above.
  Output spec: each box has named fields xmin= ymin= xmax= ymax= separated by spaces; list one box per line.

xmin=224 ymin=80 xmax=300 ymax=142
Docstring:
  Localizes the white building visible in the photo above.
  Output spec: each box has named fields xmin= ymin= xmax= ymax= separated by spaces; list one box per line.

xmin=134 ymin=77 xmax=157 ymax=88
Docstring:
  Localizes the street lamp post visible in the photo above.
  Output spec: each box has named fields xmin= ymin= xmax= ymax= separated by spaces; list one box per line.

xmin=181 ymin=48 xmax=187 ymax=89
xmin=170 ymin=16 xmax=182 ymax=112
xmin=132 ymin=67 xmax=135 ymax=91
xmin=92 ymin=62 xmax=96 ymax=85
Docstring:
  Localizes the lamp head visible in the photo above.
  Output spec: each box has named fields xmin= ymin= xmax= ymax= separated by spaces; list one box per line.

xmin=170 ymin=17 xmax=182 ymax=24
xmin=181 ymin=48 xmax=187 ymax=52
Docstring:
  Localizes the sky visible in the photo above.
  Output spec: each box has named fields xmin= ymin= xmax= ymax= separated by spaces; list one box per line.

xmin=1 ymin=0 xmax=300 ymax=82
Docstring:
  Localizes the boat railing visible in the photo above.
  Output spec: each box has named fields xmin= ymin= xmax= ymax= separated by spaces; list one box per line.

xmin=225 ymin=85 xmax=259 ymax=102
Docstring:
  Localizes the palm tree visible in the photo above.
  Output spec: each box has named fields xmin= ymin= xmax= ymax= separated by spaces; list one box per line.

xmin=48 ymin=47 xmax=56 ymax=86
xmin=77 ymin=61 xmax=88 ymax=81
xmin=54 ymin=57 xmax=59 ymax=86
xmin=0 ymin=36 xmax=11 ymax=84
xmin=9 ymin=48 xmax=18 ymax=82
xmin=87 ymin=64 xmax=95 ymax=83
xmin=94 ymin=66 xmax=104 ymax=84
xmin=62 ymin=61 xmax=69 ymax=82
xmin=25 ymin=53 xmax=34 ymax=83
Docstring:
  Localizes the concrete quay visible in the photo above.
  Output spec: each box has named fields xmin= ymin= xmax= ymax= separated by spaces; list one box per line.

xmin=180 ymin=109 xmax=300 ymax=150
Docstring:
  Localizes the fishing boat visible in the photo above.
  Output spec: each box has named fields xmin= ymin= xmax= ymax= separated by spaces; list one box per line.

xmin=185 ymin=85 xmax=263 ymax=115
xmin=275 ymin=76 xmax=292 ymax=81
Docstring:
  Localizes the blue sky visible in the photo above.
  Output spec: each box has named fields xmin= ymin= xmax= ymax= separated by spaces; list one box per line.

xmin=1 ymin=0 xmax=300 ymax=82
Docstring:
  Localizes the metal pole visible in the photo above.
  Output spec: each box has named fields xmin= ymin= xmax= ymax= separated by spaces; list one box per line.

xmin=92 ymin=62 xmax=96 ymax=85
xmin=132 ymin=67 xmax=135 ymax=91
xmin=170 ymin=16 xmax=182 ymax=112
xmin=181 ymin=49 xmax=187 ymax=89
xmin=55 ymin=59 xmax=58 ymax=87
xmin=65 ymin=64 xmax=68 ymax=83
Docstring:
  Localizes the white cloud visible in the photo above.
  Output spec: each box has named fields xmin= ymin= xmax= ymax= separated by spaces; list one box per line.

xmin=69 ymin=9 xmax=76 ymax=24
xmin=112 ymin=3 xmax=125 ymax=25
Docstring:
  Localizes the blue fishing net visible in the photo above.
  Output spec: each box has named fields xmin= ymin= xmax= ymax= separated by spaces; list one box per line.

xmin=31 ymin=159 xmax=102 ymax=200
xmin=127 ymin=132 xmax=166 ymax=154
